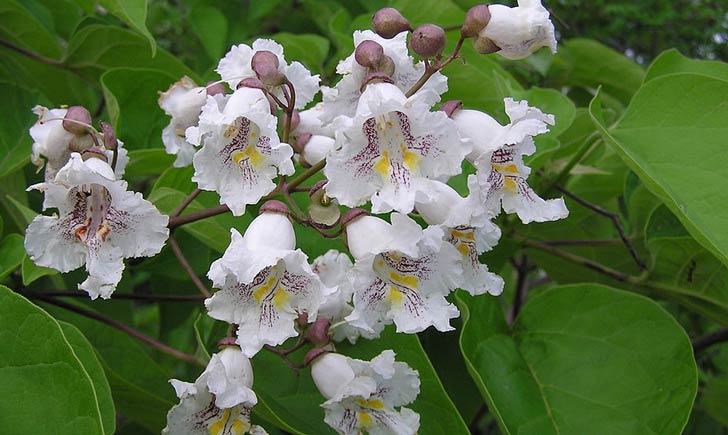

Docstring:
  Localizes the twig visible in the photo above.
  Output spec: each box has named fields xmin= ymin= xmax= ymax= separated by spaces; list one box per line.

xmin=405 ymin=36 xmax=465 ymax=97
xmin=0 ymin=39 xmax=63 ymax=66
xmin=282 ymin=79 xmax=296 ymax=144
xmin=33 ymin=295 xmax=203 ymax=366
xmin=542 ymin=133 xmax=600 ymax=194
xmin=286 ymin=160 xmax=326 ymax=191
xmin=555 ymin=185 xmax=647 ymax=270
xmin=171 ymin=188 xmax=202 ymax=217
xmin=469 ymin=404 xmax=488 ymax=433
xmin=168 ymin=236 xmax=212 ymax=298
xmin=542 ymin=238 xmax=626 ymax=246
xmin=508 ymin=254 xmax=529 ymax=324
xmin=693 ymin=328 xmax=728 ymax=354
xmin=263 ymin=344 xmax=305 ymax=369
xmin=168 ymin=204 xmax=230 ymax=228
xmin=22 ymin=290 xmax=203 ymax=302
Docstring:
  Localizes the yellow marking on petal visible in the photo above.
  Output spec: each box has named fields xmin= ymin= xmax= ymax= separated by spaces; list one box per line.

xmin=492 ymin=163 xmax=519 ymax=175
xmin=250 ymin=132 xmax=257 ymax=139
xmin=272 ymin=287 xmax=289 ymax=308
xmin=387 ymin=287 xmax=403 ymax=304
xmin=358 ymin=411 xmax=374 ymax=428
xmin=456 ymin=242 xmax=470 ymax=257
xmin=402 ymin=146 xmax=420 ymax=171
xmin=374 ymin=151 xmax=390 ymax=178
xmin=355 ymin=398 xmax=385 ymax=409
xmin=503 ymin=177 xmax=517 ymax=192
xmin=253 ymin=276 xmax=277 ymax=303
xmin=231 ymin=417 xmax=250 ymax=435
xmin=232 ymin=145 xmax=265 ymax=168
xmin=451 ymin=229 xmax=475 ymax=241
xmin=208 ymin=408 xmax=230 ymax=435
xmin=389 ymin=272 xmax=418 ymax=289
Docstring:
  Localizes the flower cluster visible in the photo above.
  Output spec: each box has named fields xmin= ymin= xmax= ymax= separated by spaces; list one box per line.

xmin=24 ymin=2 xmax=564 ymax=434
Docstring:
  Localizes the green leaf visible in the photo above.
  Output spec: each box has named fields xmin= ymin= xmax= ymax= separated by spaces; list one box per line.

xmin=645 ymin=49 xmax=728 ymax=83
xmin=189 ymin=5 xmax=228 ymax=60
xmin=0 ymin=233 xmax=25 ymax=280
xmin=0 ymin=0 xmax=62 ymax=59
xmin=272 ymin=32 xmax=330 ymax=72
xmin=590 ymin=74 xmax=728 ymax=268
xmin=0 ymin=286 xmax=114 ymax=434
xmin=0 ymin=81 xmax=35 ymax=178
xmin=65 ymin=25 xmax=196 ymax=80
xmin=700 ymin=375 xmax=728 ymax=427
xmin=458 ymin=284 xmax=697 ymax=435
xmin=548 ymin=39 xmax=644 ymax=105
xmin=253 ymin=327 xmax=469 ymax=435
xmin=125 ymin=149 xmax=176 ymax=177
xmin=22 ymin=254 xmax=59 ymax=285
xmin=99 ymin=0 xmax=156 ymax=55
xmin=101 ymin=67 xmax=177 ymax=151
xmin=645 ymin=205 xmax=728 ymax=325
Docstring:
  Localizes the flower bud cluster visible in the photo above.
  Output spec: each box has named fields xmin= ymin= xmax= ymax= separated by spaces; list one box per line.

xmin=24 ymin=3 xmax=565 ymax=434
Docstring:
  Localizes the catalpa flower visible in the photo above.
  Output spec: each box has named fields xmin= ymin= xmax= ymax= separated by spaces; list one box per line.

xmin=164 ymin=346 xmax=268 ymax=435
xmin=25 ymin=154 xmax=168 ymax=299
xmin=325 ymin=83 xmax=469 ymax=214
xmin=311 ymin=351 xmax=420 ymax=435
xmin=416 ymin=177 xmax=504 ymax=296
xmin=159 ymin=76 xmax=208 ymax=167
xmin=30 ymin=106 xmax=128 ymax=181
xmin=453 ymin=98 xmax=568 ymax=224
xmin=206 ymin=203 xmax=326 ymax=357
xmin=320 ymin=29 xmax=447 ymax=125
xmin=187 ymin=88 xmax=294 ymax=216
xmin=217 ymin=39 xmax=320 ymax=109
xmin=476 ymin=0 xmax=557 ymax=60
xmin=344 ymin=212 xmax=461 ymax=334
xmin=312 ymin=250 xmax=374 ymax=344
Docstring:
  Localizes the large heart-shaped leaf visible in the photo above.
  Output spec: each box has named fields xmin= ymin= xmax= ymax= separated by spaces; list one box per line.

xmin=458 ymin=284 xmax=697 ymax=435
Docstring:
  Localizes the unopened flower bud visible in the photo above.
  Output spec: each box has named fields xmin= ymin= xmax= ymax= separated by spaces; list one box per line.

xmin=359 ymin=72 xmax=394 ymax=93
xmin=473 ymin=34 xmax=500 ymax=54
xmin=81 ymin=147 xmax=108 ymax=162
xmin=206 ymin=81 xmax=226 ymax=96
xmin=439 ymin=100 xmax=463 ymax=118
xmin=310 ymin=353 xmax=355 ymax=398
xmin=69 ymin=134 xmax=94 ymax=153
xmin=375 ymin=55 xmax=396 ymax=77
xmin=259 ymin=199 xmax=290 ymax=216
xmin=237 ymin=77 xmax=266 ymax=90
xmin=62 ymin=106 xmax=92 ymax=135
xmin=297 ymin=312 xmax=309 ymax=327
xmin=355 ymin=40 xmax=384 ymax=68
xmin=372 ymin=7 xmax=412 ymax=39
xmin=294 ymin=132 xmax=312 ymax=155
xmin=340 ymin=208 xmax=369 ymax=227
xmin=99 ymin=122 xmax=117 ymax=150
xmin=217 ymin=336 xmax=238 ymax=348
xmin=461 ymin=4 xmax=492 ymax=38
xmin=304 ymin=347 xmax=329 ymax=367
xmin=252 ymin=50 xmax=285 ymax=86
xmin=305 ymin=317 xmax=331 ymax=346
xmin=410 ymin=24 xmax=446 ymax=58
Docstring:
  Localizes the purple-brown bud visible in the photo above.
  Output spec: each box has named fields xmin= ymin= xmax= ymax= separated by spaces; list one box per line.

xmin=237 ymin=77 xmax=266 ymax=90
xmin=372 ymin=7 xmax=412 ymax=39
xmin=461 ymin=5 xmax=492 ymax=38
xmin=217 ymin=336 xmax=238 ymax=348
xmin=410 ymin=24 xmax=446 ymax=58
xmin=252 ymin=50 xmax=285 ymax=86
xmin=81 ymin=147 xmax=108 ymax=162
xmin=99 ymin=122 xmax=117 ymax=151
xmin=296 ymin=312 xmax=309 ymax=328
xmin=375 ymin=55 xmax=396 ymax=77
xmin=62 ymin=106 xmax=92 ymax=135
xmin=206 ymin=81 xmax=226 ymax=96
xmin=439 ymin=100 xmax=463 ymax=118
xmin=305 ymin=317 xmax=331 ymax=346
xmin=473 ymin=34 xmax=500 ymax=54
xmin=259 ymin=200 xmax=290 ymax=216
xmin=309 ymin=180 xmax=327 ymax=198
xmin=355 ymin=40 xmax=384 ymax=68
xmin=294 ymin=132 xmax=312 ymax=155
xmin=359 ymin=72 xmax=394 ymax=93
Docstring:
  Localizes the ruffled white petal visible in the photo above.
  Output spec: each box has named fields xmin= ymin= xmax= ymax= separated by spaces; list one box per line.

xmin=480 ymin=0 xmax=557 ymax=60
xmin=159 ymin=77 xmax=207 ymax=167
xmin=203 ymin=347 xmax=257 ymax=409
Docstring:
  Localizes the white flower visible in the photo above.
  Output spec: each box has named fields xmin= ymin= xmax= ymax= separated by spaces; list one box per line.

xmin=300 ymin=134 xmax=336 ymax=166
xmin=217 ymin=39 xmax=320 ymax=109
xmin=25 ymin=154 xmax=168 ymax=299
xmin=159 ymin=76 xmax=208 ymax=167
xmin=312 ymin=250 xmax=374 ymax=343
xmin=320 ymin=30 xmax=447 ymax=125
xmin=205 ymin=210 xmax=326 ymax=357
xmin=324 ymin=83 xmax=469 ymax=214
xmin=187 ymin=88 xmax=294 ymax=216
xmin=416 ymin=177 xmax=504 ymax=296
xmin=345 ymin=213 xmax=462 ymax=334
xmin=294 ymin=102 xmax=335 ymax=137
xmin=479 ymin=0 xmax=557 ymax=60
xmin=311 ymin=351 xmax=420 ymax=435
xmin=454 ymin=98 xmax=568 ymax=224
xmin=164 ymin=347 xmax=268 ymax=435
xmin=29 ymin=106 xmax=128 ymax=180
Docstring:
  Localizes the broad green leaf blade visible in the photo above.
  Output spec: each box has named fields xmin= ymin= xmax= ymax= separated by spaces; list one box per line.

xmin=101 ymin=67 xmax=177 ymax=151
xmin=189 ymin=5 xmax=228 ymax=60
xmin=645 ymin=206 xmax=728 ymax=325
xmin=0 ymin=0 xmax=62 ymax=59
xmin=590 ymin=74 xmax=728 ymax=268
xmin=0 ymin=286 xmax=113 ymax=434
xmin=700 ymin=375 xmax=728 ymax=427
xmin=125 ymin=149 xmax=176 ymax=177
xmin=99 ymin=0 xmax=156 ymax=55
xmin=0 ymin=81 xmax=38 ymax=178
xmin=458 ymin=284 xmax=697 ymax=435
xmin=272 ymin=32 xmax=330 ymax=72
xmin=22 ymin=254 xmax=59 ymax=285
xmin=253 ymin=328 xmax=469 ymax=435
xmin=645 ymin=49 xmax=728 ymax=83
xmin=548 ymin=39 xmax=644 ymax=105
xmin=0 ymin=233 xmax=25 ymax=280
